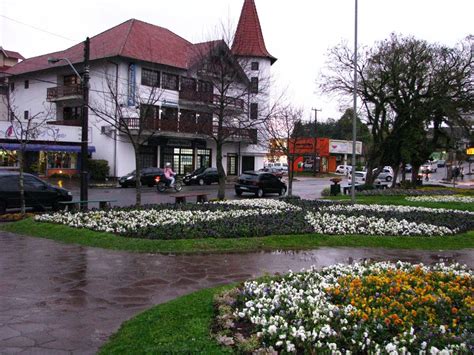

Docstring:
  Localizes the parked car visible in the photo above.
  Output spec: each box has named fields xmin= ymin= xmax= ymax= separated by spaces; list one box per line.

xmin=235 ymin=171 xmax=287 ymax=197
xmin=0 ymin=172 xmax=72 ymax=213
xmin=266 ymin=162 xmax=288 ymax=173
xmin=119 ymin=167 xmax=164 ymax=187
xmin=437 ymin=160 xmax=446 ymax=168
xmin=257 ymin=167 xmax=284 ymax=178
xmin=350 ymin=171 xmax=367 ymax=184
xmin=420 ymin=161 xmax=437 ymax=174
xmin=183 ymin=167 xmax=219 ymax=186
xmin=371 ymin=167 xmax=394 ymax=182
xmin=335 ymin=165 xmax=352 ymax=174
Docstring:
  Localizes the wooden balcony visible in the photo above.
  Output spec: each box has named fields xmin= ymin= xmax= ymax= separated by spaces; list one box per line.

xmin=120 ymin=116 xmax=255 ymax=142
xmin=47 ymin=119 xmax=82 ymax=127
xmin=179 ymin=90 xmax=213 ymax=103
xmin=47 ymin=85 xmax=83 ymax=102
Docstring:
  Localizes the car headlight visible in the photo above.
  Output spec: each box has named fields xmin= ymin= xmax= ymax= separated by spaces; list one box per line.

xmin=191 ymin=176 xmax=197 ymax=179
xmin=67 ymin=191 xmax=72 ymax=196
xmin=126 ymin=176 xmax=134 ymax=180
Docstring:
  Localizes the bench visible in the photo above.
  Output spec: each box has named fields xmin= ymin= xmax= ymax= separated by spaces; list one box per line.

xmin=170 ymin=193 xmax=208 ymax=204
xmin=58 ymin=199 xmax=117 ymax=211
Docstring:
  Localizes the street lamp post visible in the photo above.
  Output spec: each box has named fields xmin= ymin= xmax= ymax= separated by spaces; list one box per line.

xmin=351 ymin=0 xmax=359 ymax=203
xmin=311 ymin=107 xmax=321 ymax=176
xmin=48 ymin=37 xmax=90 ymax=210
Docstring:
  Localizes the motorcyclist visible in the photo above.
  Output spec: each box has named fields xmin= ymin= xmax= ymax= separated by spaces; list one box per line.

xmin=164 ymin=162 xmax=176 ymax=187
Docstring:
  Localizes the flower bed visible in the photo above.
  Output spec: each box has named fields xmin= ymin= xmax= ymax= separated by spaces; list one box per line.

xmin=406 ymin=195 xmax=474 ymax=204
xmin=35 ymin=199 xmax=473 ymax=239
xmin=213 ymin=262 xmax=473 ymax=354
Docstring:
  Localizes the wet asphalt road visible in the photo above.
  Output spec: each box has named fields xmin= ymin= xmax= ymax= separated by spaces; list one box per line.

xmin=0 ymin=232 xmax=473 ymax=354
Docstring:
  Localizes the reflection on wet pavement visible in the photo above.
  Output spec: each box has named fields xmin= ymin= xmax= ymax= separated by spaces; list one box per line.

xmin=0 ymin=232 xmax=472 ymax=354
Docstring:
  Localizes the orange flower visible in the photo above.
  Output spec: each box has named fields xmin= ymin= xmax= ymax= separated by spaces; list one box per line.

xmin=451 ymin=307 xmax=458 ymax=314
xmin=384 ymin=318 xmax=391 ymax=326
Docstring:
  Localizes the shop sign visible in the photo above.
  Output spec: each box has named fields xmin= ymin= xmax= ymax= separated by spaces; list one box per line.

xmin=0 ymin=121 xmax=82 ymax=143
xmin=166 ymin=138 xmax=192 ymax=148
xmin=467 ymin=147 xmax=474 ymax=155
xmin=127 ymin=63 xmax=136 ymax=106
xmin=329 ymin=139 xmax=362 ymax=155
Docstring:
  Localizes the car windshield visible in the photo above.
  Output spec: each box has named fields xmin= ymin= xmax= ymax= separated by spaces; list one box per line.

xmin=192 ymin=167 xmax=207 ymax=175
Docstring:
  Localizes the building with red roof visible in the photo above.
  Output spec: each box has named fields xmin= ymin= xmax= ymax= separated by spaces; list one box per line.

xmin=2 ymin=1 xmax=276 ymax=180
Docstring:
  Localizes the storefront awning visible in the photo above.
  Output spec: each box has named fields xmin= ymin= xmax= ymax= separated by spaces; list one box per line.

xmin=0 ymin=143 xmax=96 ymax=153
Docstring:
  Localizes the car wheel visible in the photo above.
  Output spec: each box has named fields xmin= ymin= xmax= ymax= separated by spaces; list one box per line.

xmin=256 ymin=188 xmax=264 ymax=198
xmin=279 ymin=187 xmax=286 ymax=196
xmin=386 ymin=176 xmax=393 ymax=182
xmin=198 ymin=178 xmax=204 ymax=186
xmin=205 ymin=180 xmax=212 ymax=185
xmin=0 ymin=200 xmax=6 ymax=214
xmin=174 ymin=181 xmax=183 ymax=192
xmin=52 ymin=201 xmax=66 ymax=212
xmin=235 ymin=190 xmax=242 ymax=196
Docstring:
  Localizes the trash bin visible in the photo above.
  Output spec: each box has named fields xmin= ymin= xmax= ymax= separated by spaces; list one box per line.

xmin=330 ymin=178 xmax=342 ymax=196
xmin=330 ymin=184 xmax=341 ymax=196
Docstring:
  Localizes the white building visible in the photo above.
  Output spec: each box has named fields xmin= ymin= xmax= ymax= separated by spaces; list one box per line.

xmin=2 ymin=0 xmax=276 ymax=178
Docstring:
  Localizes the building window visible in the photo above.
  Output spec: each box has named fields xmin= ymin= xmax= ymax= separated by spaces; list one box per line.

xmin=250 ymin=103 xmax=258 ymax=120
xmin=64 ymin=74 xmax=80 ymax=86
xmin=10 ymin=82 xmax=14 ymax=92
xmin=24 ymin=110 xmax=29 ymax=120
xmin=141 ymin=68 xmax=160 ymax=87
xmin=162 ymin=73 xmax=179 ymax=90
xmin=198 ymin=81 xmax=213 ymax=93
xmin=63 ymin=106 xmax=82 ymax=121
xmin=24 ymin=80 xmax=29 ymax=89
xmin=140 ymin=104 xmax=160 ymax=119
xmin=251 ymin=62 xmax=259 ymax=71
xmin=250 ymin=77 xmax=259 ymax=94
xmin=181 ymin=77 xmax=196 ymax=91
xmin=227 ymin=154 xmax=238 ymax=176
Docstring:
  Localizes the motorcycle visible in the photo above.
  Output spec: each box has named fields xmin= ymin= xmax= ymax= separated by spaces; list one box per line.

xmin=155 ymin=175 xmax=183 ymax=193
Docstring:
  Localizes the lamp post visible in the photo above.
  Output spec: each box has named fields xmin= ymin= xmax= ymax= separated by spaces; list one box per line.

xmin=311 ymin=107 xmax=321 ymax=176
xmin=351 ymin=0 xmax=359 ymax=203
xmin=48 ymin=37 xmax=90 ymax=210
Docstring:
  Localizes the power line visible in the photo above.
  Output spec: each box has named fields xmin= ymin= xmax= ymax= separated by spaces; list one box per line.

xmin=0 ymin=14 xmax=79 ymax=42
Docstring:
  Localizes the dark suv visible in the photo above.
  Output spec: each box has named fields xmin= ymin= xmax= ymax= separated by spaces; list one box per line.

xmin=0 ymin=172 xmax=72 ymax=213
xmin=183 ymin=167 xmax=219 ymax=186
xmin=235 ymin=171 xmax=287 ymax=197
xmin=119 ymin=167 xmax=164 ymax=187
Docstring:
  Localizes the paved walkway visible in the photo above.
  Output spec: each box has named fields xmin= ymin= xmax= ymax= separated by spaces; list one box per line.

xmin=0 ymin=232 xmax=473 ymax=354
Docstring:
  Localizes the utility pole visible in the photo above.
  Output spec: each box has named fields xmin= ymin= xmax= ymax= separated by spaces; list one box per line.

xmin=311 ymin=107 xmax=321 ymax=176
xmin=351 ymin=0 xmax=358 ymax=203
xmin=80 ymin=37 xmax=90 ymax=210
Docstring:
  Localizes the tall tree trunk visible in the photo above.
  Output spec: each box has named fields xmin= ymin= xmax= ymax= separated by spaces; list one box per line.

xmin=411 ymin=164 xmax=421 ymax=184
xmin=391 ymin=165 xmax=400 ymax=188
xmin=134 ymin=147 xmax=142 ymax=207
xmin=18 ymin=149 xmax=26 ymax=217
xmin=216 ymin=141 xmax=226 ymax=200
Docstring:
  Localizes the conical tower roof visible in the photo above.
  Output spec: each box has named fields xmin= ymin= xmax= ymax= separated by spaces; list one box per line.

xmin=232 ymin=0 xmax=277 ymax=64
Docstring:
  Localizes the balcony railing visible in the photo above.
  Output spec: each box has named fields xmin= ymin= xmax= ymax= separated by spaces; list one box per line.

xmin=47 ymin=119 xmax=82 ymax=127
xmin=179 ymin=90 xmax=213 ymax=103
xmin=120 ymin=117 xmax=256 ymax=143
xmin=179 ymin=90 xmax=245 ymax=110
xmin=47 ymin=84 xmax=83 ymax=102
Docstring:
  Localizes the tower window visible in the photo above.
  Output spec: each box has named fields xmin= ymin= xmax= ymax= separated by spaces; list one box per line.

xmin=250 ymin=103 xmax=258 ymax=120
xmin=251 ymin=62 xmax=259 ymax=71
xmin=24 ymin=80 xmax=29 ymax=89
xmin=250 ymin=77 xmax=259 ymax=94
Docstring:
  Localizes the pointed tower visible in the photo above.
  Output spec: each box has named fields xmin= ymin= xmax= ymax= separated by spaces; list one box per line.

xmin=232 ymin=0 xmax=277 ymax=64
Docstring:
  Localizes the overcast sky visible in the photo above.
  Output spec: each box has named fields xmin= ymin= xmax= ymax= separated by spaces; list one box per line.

xmin=1 ymin=0 xmax=472 ymax=121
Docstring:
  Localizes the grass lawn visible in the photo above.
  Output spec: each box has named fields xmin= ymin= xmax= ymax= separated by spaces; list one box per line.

xmin=99 ymin=285 xmax=232 ymax=354
xmin=329 ymin=194 xmax=474 ymax=212
xmin=1 ymin=218 xmax=473 ymax=253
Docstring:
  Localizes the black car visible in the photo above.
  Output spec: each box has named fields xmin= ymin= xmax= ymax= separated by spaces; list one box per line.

xmin=119 ymin=167 xmax=164 ymax=187
xmin=183 ymin=167 xmax=219 ymax=186
xmin=0 ymin=172 xmax=72 ymax=213
xmin=235 ymin=171 xmax=287 ymax=198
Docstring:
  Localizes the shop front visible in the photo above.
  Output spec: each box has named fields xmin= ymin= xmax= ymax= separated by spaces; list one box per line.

xmin=0 ymin=142 xmax=95 ymax=176
xmin=148 ymin=137 xmax=211 ymax=174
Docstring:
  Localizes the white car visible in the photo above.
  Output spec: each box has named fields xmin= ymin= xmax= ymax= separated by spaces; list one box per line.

xmin=420 ymin=162 xmax=437 ymax=173
xmin=335 ymin=165 xmax=352 ymax=174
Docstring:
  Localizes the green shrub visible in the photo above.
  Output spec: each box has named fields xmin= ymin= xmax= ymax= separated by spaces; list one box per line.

xmin=88 ymin=159 xmax=109 ymax=181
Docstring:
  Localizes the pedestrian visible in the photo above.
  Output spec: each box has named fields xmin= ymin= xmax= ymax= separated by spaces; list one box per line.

xmin=460 ymin=166 xmax=464 ymax=180
xmin=453 ymin=166 xmax=460 ymax=180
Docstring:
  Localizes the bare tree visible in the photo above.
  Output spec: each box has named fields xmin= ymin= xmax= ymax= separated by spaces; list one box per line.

xmin=1 ymin=94 xmax=53 ymax=216
xmin=188 ymin=39 xmax=279 ymax=199
xmin=260 ymin=104 xmax=304 ymax=196
xmin=88 ymin=64 xmax=164 ymax=206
